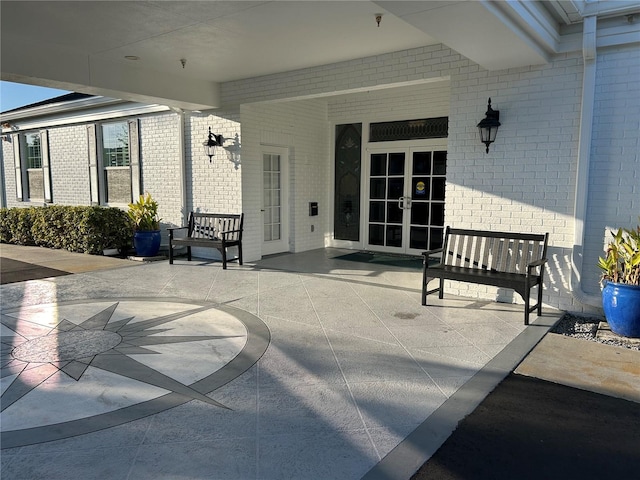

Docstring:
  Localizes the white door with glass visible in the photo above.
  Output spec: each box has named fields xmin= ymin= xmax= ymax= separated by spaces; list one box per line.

xmin=262 ymin=147 xmax=289 ymax=255
xmin=365 ymin=148 xmax=447 ymax=255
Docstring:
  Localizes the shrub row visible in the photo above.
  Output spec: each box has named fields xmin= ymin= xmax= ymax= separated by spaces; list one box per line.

xmin=0 ymin=205 xmax=133 ymax=255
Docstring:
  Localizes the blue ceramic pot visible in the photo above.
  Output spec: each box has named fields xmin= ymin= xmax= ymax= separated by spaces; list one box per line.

xmin=602 ymin=281 xmax=640 ymax=338
xmin=133 ymin=230 xmax=161 ymax=257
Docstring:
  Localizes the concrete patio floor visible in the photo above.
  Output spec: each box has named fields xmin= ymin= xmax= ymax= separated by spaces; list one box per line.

xmin=1 ymin=245 xmax=561 ymax=479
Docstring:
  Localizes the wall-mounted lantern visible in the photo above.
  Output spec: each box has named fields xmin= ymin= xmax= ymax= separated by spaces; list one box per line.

xmin=477 ymin=98 xmax=500 ymax=153
xmin=204 ymin=127 xmax=223 ymax=162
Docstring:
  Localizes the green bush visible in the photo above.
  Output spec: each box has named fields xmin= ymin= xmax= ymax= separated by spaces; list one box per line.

xmin=0 ymin=207 xmax=37 ymax=245
xmin=1 ymin=205 xmax=132 ymax=254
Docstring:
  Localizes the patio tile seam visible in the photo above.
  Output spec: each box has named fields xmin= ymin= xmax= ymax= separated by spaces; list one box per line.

xmin=300 ymin=278 xmax=384 ymax=462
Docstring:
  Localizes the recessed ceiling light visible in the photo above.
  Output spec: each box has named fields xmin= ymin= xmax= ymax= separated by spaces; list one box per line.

xmin=125 ymin=55 xmax=140 ymax=61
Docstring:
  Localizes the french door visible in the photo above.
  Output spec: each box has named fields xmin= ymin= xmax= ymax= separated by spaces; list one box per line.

xmin=365 ymin=148 xmax=446 ymax=255
xmin=262 ymin=147 xmax=289 ymax=255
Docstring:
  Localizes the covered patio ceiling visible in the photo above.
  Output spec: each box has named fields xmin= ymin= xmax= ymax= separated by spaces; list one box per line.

xmin=0 ymin=1 xmax=628 ymax=110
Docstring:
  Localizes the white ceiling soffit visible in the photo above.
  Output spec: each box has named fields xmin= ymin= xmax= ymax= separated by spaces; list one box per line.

xmin=0 ymin=1 xmax=436 ymax=110
xmin=374 ymin=0 xmax=562 ymax=71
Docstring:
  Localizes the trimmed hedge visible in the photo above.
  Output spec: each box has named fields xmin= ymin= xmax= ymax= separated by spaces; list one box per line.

xmin=0 ymin=206 xmax=133 ymax=254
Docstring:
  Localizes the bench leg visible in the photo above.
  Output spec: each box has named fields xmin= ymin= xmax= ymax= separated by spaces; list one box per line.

xmin=238 ymin=243 xmax=243 ymax=266
xmin=169 ymin=243 xmax=174 ymax=264
xmin=537 ymin=283 xmax=543 ymax=316
xmin=221 ymin=248 xmax=228 ymax=270
xmin=187 ymin=246 xmax=192 ymax=261
xmin=438 ymin=278 xmax=445 ymax=299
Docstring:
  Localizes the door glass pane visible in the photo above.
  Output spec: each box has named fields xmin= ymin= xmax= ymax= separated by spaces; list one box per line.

xmin=433 ymin=151 xmax=447 ymax=175
xmin=412 ymin=152 xmax=431 ymax=175
xmin=412 ymin=178 xmax=430 ymax=198
xmin=432 ymin=178 xmax=446 ymax=201
xmin=369 ymin=224 xmax=384 ymax=245
xmin=387 ymin=178 xmax=404 ymax=199
xmin=388 ymin=153 xmax=405 ymax=175
xmin=410 ymin=202 xmax=429 ymax=225
xmin=387 ymin=202 xmax=402 ymax=224
xmin=370 ymin=179 xmax=385 ymax=199
xmin=430 ymin=227 xmax=444 ymax=250
xmin=369 ymin=202 xmax=385 ymax=223
xmin=370 ymin=154 xmax=386 ymax=176
xmin=431 ymin=203 xmax=445 ymax=226
xmin=386 ymin=226 xmax=402 ymax=247
xmin=410 ymin=227 xmax=428 ymax=250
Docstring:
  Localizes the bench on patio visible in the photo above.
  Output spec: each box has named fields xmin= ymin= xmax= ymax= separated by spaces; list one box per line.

xmin=168 ymin=213 xmax=243 ymax=269
xmin=422 ymin=227 xmax=548 ymax=325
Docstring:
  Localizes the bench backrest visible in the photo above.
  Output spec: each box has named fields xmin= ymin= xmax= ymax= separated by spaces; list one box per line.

xmin=442 ymin=227 xmax=548 ymax=274
xmin=188 ymin=213 xmax=243 ymax=241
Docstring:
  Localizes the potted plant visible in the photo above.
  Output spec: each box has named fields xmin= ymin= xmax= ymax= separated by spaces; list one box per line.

xmin=127 ymin=192 xmax=162 ymax=257
xmin=597 ymin=221 xmax=640 ymax=338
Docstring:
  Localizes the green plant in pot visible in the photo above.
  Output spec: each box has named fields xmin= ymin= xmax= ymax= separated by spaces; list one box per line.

xmin=127 ymin=192 xmax=162 ymax=257
xmin=597 ymin=221 xmax=640 ymax=338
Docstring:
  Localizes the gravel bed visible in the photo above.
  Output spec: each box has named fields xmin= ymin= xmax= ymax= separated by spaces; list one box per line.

xmin=551 ymin=313 xmax=640 ymax=351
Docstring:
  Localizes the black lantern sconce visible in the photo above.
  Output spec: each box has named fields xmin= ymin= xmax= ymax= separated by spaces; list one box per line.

xmin=204 ymin=127 xmax=223 ymax=162
xmin=477 ymin=98 xmax=500 ymax=153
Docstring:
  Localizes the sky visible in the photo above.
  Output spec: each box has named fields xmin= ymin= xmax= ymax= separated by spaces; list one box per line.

xmin=0 ymin=81 xmax=71 ymax=113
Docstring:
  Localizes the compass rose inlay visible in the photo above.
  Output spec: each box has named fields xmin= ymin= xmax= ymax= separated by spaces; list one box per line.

xmin=0 ymin=298 xmax=270 ymax=449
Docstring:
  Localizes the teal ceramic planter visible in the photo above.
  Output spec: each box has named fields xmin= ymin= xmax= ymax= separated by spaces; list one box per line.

xmin=602 ymin=281 xmax=640 ymax=338
xmin=133 ymin=230 xmax=161 ymax=257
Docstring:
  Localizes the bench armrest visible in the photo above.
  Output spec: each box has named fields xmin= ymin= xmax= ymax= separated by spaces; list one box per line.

xmin=422 ymin=247 xmax=444 ymax=257
xmin=168 ymin=226 xmax=188 ymax=240
xmin=527 ymin=258 xmax=548 ymax=268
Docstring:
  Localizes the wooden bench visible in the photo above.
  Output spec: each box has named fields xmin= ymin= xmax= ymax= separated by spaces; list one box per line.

xmin=168 ymin=213 xmax=243 ymax=269
xmin=422 ymin=227 xmax=548 ymax=325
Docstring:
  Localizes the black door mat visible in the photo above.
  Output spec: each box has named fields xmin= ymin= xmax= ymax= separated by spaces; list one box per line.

xmin=334 ymin=251 xmax=425 ymax=269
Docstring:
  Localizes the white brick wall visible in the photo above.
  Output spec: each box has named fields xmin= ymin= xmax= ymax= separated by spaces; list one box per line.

xmin=138 ymin=113 xmax=183 ymax=244
xmin=582 ymin=44 xmax=640 ymax=295
xmin=240 ymin=100 xmax=329 ymax=262
xmin=48 ymin=125 xmax=91 ymax=205
xmin=187 ymin=110 xmax=242 ymax=216
xmin=447 ymin=53 xmax=583 ymax=311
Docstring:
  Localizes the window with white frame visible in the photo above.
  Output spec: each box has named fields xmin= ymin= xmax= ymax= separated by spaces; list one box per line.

xmin=101 ymin=121 xmax=131 ymax=204
xmin=25 ymin=132 xmax=45 ymax=200
xmin=11 ymin=130 xmax=52 ymax=203
xmin=88 ymin=119 xmax=140 ymax=206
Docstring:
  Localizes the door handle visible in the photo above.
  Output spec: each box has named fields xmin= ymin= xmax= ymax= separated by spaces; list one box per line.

xmin=398 ymin=196 xmax=405 ymax=210
xmin=405 ymin=196 xmax=412 ymax=209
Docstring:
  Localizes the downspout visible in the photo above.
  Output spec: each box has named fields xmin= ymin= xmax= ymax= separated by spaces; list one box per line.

xmin=571 ymin=15 xmax=601 ymax=308
xmin=170 ymin=107 xmax=188 ymax=227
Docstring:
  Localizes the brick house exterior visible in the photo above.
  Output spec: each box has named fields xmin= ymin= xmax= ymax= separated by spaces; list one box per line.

xmin=2 ymin=35 xmax=638 ymax=317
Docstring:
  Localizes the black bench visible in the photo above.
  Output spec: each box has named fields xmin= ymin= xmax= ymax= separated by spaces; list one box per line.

xmin=168 ymin=213 xmax=243 ymax=269
xmin=422 ymin=227 xmax=548 ymax=325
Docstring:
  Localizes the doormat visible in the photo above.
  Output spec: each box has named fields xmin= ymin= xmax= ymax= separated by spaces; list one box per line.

xmin=334 ymin=251 xmax=426 ymax=269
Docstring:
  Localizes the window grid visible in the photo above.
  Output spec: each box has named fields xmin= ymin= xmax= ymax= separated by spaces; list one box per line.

xmin=26 ymin=133 xmax=42 ymax=169
xmin=102 ymin=122 xmax=130 ymax=167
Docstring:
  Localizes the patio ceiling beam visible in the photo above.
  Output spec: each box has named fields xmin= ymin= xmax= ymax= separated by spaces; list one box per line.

xmin=1 ymin=37 xmax=220 ymax=111
xmin=374 ymin=0 xmax=556 ymax=71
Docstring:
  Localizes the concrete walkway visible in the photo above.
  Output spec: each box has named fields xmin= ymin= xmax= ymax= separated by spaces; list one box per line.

xmin=1 ymin=243 xmax=633 ymax=479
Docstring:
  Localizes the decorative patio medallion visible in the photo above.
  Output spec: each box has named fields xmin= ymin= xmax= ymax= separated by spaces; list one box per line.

xmin=0 ymin=298 xmax=270 ymax=449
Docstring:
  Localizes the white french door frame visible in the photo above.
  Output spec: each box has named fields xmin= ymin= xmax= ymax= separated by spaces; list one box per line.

xmin=363 ymin=139 xmax=448 ymax=255
xmin=261 ymin=145 xmax=290 ymax=256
